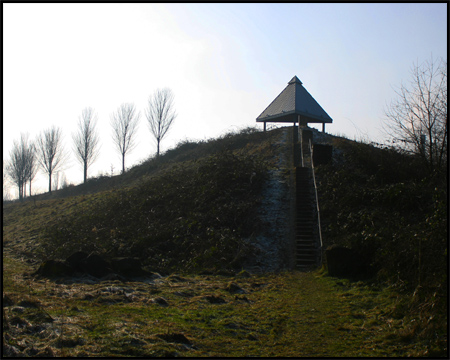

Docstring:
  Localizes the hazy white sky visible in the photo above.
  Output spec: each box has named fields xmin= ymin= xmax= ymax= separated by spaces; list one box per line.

xmin=3 ymin=3 xmax=447 ymax=198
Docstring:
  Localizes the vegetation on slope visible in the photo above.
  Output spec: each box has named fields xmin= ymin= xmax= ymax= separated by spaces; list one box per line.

xmin=4 ymin=127 xmax=285 ymax=274
xmin=38 ymin=151 xmax=266 ymax=273
xmin=316 ymin=136 xmax=447 ymax=352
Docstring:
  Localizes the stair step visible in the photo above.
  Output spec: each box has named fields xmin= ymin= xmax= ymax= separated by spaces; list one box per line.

xmin=295 ymin=165 xmax=319 ymax=270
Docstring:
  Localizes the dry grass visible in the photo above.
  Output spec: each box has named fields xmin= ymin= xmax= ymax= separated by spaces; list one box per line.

xmin=4 ymin=261 xmax=446 ymax=357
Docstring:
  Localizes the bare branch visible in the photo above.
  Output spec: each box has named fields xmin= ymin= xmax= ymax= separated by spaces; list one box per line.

xmin=383 ymin=56 xmax=447 ymax=172
xmin=36 ymin=126 xmax=69 ymax=194
xmin=6 ymin=133 xmax=37 ymax=200
xmin=110 ymin=103 xmax=140 ymax=173
xmin=145 ymin=88 xmax=177 ymax=157
xmin=73 ymin=107 xmax=101 ymax=183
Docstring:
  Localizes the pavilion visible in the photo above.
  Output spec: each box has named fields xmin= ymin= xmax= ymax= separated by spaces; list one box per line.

xmin=256 ymin=76 xmax=333 ymax=132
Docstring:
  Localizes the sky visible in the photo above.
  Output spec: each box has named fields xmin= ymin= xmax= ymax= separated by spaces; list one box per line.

xmin=3 ymin=3 xmax=447 ymax=199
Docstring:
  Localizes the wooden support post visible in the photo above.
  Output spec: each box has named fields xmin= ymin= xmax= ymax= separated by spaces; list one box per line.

xmin=299 ymin=114 xmax=307 ymax=127
xmin=298 ymin=115 xmax=302 ymax=139
xmin=322 ymin=123 xmax=325 ymax=132
xmin=263 ymin=122 xmax=266 ymax=132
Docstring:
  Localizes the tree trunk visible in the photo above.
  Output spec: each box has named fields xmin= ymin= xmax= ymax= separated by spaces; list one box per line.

xmin=18 ymin=181 xmax=23 ymax=201
xmin=49 ymin=173 xmax=52 ymax=194
xmin=157 ymin=139 xmax=160 ymax=157
xmin=122 ymin=154 xmax=125 ymax=174
xmin=84 ymin=162 xmax=88 ymax=183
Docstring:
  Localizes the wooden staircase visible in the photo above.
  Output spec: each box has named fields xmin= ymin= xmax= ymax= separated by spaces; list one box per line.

xmin=295 ymin=166 xmax=319 ymax=269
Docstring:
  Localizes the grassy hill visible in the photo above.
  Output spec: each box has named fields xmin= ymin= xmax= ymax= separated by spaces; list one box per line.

xmin=3 ymin=127 xmax=288 ymax=274
xmin=3 ymin=126 xmax=447 ymax=357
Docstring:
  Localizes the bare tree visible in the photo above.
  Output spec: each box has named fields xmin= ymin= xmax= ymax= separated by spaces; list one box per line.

xmin=73 ymin=107 xmax=101 ymax=183
xmin=6 ymin=134 xmax=35 ymax=200
xmin=384 ymin=56 xmax=447 ymax=172
xmin=24 ymin=140 xmax=39 ymax=197
xmin=110 ymin=103 xmax=140 ymax=174
xmin=52 ymin=171 xmax=67 ymax=191
xmin=145 ymin=88 xmax=177 ymax=157
xmin=3 ymin=160 xmax=12 ymax=201
xmin=36 ymin=126 xmax=69 ymax=194
xmin=6 ymin=139 xmax=25 ymax=200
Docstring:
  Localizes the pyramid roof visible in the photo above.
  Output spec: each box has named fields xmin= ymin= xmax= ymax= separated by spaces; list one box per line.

xmin=256 ymin=76 xmax=333 ymax=124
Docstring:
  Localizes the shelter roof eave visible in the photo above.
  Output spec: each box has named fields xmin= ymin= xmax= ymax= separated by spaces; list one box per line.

xmin=256 ymin=110 xmax=333 ymax=124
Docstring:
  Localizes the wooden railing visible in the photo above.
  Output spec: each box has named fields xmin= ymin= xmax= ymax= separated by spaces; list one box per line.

xmin=308 ymin=139 xmax=323 ymax=265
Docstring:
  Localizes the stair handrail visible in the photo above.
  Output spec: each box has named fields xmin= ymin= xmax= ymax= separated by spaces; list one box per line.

xmin=309 ymin=139 xmax=323 ymax=265
xmin=300 ymin=131 xmax=304 ymax=167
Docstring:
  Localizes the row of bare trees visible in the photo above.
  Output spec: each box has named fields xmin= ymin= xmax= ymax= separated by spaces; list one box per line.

xmin=5 ymin=88 xmax=177 ymax=200
xmin=77 ymin=88 xmax=177 ymax=180
xmin=111 ymin=88 xmax=177 ymax=174
xmin=5 ymin=128 xmax=68 ymax=201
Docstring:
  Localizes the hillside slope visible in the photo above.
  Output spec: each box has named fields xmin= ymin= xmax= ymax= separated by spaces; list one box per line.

xmin=3 ymin=127 xmax=293 ymax=274
xmin=3 ymin=126 xmax=447 ymax=357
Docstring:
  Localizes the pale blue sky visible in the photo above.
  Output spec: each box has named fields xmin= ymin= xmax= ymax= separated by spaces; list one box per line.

xmin=3 ymin=3 xmax=447 ymax=198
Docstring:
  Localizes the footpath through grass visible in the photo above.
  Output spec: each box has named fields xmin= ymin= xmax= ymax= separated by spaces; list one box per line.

xmin=3 ymin=255 xmax=442 ymax=357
